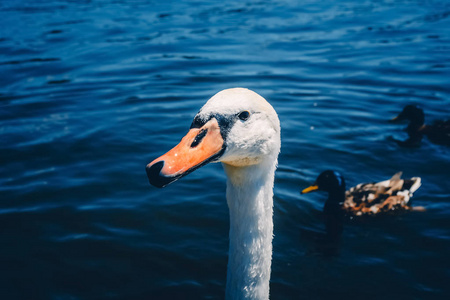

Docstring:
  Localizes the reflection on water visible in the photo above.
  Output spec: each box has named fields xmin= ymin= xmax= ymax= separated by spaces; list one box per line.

xmin=1 ymin=0 xmax=449 ymax=299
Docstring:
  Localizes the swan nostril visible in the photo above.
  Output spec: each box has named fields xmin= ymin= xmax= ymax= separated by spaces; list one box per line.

xmin=190 ymin=129 xmax=208 ymax=148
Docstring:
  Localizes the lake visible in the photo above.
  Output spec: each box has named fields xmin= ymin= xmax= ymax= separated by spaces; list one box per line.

xmin=0 ymin=0 xmax=449 ymax=299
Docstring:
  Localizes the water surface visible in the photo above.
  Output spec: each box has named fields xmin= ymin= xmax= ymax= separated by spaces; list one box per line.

xmin=1 ymin=0 xmax=449 ymax=299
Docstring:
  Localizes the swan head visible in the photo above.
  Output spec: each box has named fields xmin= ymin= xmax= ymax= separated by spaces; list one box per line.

xmin=146 ymin=88 xmax=281 ymax=188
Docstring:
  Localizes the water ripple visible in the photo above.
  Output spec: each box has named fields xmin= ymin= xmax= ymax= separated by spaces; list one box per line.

xmin=1 ymin=0 xmax=449 ymax=299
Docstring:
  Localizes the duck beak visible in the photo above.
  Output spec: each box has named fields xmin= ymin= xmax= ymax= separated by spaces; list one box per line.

xmin=390 ymin=112 xmax=405 ymax=123
xmin=389 ymin=115 xmax=400 ymax=123
xmin=146 ymin=118 xmax=225 ymax=188
xmin=301 ymin=185 xmax=319 ymax=194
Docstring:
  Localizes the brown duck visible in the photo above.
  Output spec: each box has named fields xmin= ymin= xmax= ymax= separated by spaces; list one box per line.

xmin=301 ymin=170 xmax=423 ymax=239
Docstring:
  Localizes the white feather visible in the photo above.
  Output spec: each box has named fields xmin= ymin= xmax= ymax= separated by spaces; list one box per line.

xmin=397 ymin=190 xmax=410 ymax=204
xmin=409 ymin=177 xmax=422 ymax=194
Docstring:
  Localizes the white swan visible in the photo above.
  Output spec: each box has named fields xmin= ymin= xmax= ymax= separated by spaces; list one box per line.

xmin=146 ymin=88 xmax=281 ymax=300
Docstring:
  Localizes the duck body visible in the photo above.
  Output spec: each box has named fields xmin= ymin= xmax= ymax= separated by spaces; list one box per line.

xmin=421 ymin=119 xmax=450 ymax=146
xmin=302 ymin=171 xmax=422 ymax=218
xmin=146 ymin=88 xmax=281 ymax=300
xmin=344 ymin=172 xmax=422 ymax=216
xmin=391 ymin=105 xmax=450 ymax=146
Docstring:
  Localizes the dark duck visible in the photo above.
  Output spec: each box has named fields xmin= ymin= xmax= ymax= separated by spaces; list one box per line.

xmin=301 ymin=171 xmax=346 ymax=240
xmin=301 ymin=171 xmax=423 ymax=238
xmin=390 ymin=105 xmax=450 ymax=147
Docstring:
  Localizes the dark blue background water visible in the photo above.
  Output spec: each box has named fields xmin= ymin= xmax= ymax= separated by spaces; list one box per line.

xmin=1 ymin=0 xmax=449 ymax=299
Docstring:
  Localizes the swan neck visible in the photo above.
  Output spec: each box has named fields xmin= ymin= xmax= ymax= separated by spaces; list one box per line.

xmin=223 ymin=160 xmax=277 ymax=300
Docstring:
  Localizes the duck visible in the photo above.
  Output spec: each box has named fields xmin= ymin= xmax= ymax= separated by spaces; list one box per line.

xmin=146 ymin=88 xmax=281 ymax=300
xmin=301 ymin=171 xmax=423 ymax=237
xmin=390 ymin=105 xmax=450 ymax=146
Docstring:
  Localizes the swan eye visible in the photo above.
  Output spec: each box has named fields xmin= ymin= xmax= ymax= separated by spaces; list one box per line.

xmin=238 ymin=111 xmax=250 ymax=121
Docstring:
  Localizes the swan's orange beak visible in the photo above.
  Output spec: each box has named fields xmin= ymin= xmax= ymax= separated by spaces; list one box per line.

xmin=146 ymin=118 xmax=225 ymax=188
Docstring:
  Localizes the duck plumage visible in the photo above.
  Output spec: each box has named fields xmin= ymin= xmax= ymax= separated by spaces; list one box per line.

xmin=343 ymin=172 xmax=422 ymax=216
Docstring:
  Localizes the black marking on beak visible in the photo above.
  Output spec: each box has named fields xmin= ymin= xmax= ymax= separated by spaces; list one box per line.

xmin=190 ymin=113 xmax=238 ymax=142
xmin=146 ymin=161 xmax=180 ymax=188
xmin=190 ymin=115 xmax=206 ymax=129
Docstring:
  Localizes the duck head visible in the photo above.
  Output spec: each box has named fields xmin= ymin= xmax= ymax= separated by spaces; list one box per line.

xmin=390 ymin=105 xmax=425 ymax=128
xmin=301 ymin=170 xmax=346 ymax=195
xmin=146 ymin=88 xmax=281 ymax=188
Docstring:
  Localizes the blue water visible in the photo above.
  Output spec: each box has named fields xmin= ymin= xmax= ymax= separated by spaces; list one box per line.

xmin=1 ymin=0 xmax=449 ymax=299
